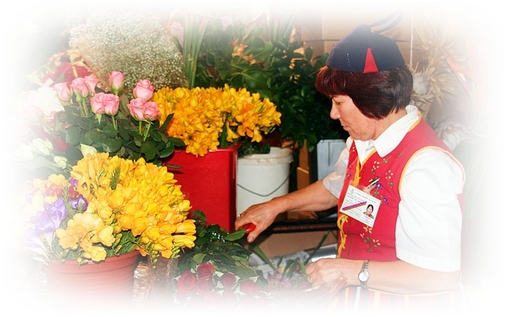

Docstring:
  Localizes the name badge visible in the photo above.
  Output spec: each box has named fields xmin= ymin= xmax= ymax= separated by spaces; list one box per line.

xmin=340 ymin=185 xmax=381 ymax=227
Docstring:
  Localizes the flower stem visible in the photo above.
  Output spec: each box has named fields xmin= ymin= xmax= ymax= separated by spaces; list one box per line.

xmin=79 ymin=98 xmax=90 ymax=117
xmin=111 ymin=115 xmax=118 ymax=131
xmin=143 ymin=122 xmax=152 ymax=141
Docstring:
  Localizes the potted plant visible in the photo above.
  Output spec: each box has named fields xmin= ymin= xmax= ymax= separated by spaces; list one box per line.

xmin=178 ymin=9 xmax=348 ymax=190
xmin=17 ymin=152 xmax=196 ymax=301
xmin=149 ymin=84 xmax=281 ymax=230
xmin=12 ymin=10 xmax=196 ymax=303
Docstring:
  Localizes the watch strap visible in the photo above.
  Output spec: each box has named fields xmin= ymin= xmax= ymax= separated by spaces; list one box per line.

xmin=359 ymin=260 xmax=370 ymax=288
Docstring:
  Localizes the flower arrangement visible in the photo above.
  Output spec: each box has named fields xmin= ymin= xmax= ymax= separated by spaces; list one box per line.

xmin=16 ymin=57 xmax=184 ymax=181
xmin=171 ymin=211 xmax=267 ymax=305
xmin=164 ymin=210 xmax=331 ymax=309
xmin=152 ymin=85 xmax=281 ymax=157
xmin=19 ymin=152 xmax=196 ymax=265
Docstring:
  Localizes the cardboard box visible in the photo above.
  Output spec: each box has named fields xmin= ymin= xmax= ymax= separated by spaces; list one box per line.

xmin=299 ymin=6 xmax=416 ymax=65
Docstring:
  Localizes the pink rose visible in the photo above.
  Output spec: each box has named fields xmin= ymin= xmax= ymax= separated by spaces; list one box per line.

xmin=127 ymin=99 xmax=160 ymax=121
xmin=197 ymin=262 xmax=215 ymax=279
xmin=133 ymin=79 xmax=154 ymax=101
xmin=176 ymin=270 xmax=197 ymax=296
xmin=90 ymin=93 xmax=106 ymax=114
xmin=70 ymin=78 xmax=90 ymax=99
xmin=108 ymin=71 xmax=124 ymax=94
xmin=219 ymin=272 xmax=237 ymax=289
xmin=127 ymin=98 xmax=146 ymax=120
xmin=53 ymin=82 xmax=72 ymax=102
xmin=102 ymin=94 xmax=120 ymax=115
xmin=84 ymin=75 xmax=98 ymax=95
xmin=142 ymin=101 xmax=160 ymax=121
xmin=90 ymin=93 xmax=120 ymax=115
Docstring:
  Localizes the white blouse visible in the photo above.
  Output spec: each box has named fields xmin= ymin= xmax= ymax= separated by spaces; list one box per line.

xmin=322 ymin=106 xmax=464 ymax=272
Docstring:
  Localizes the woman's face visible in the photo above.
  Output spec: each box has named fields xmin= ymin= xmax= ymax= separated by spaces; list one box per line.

xmin=330 ymin=95 xmax=378 ymax=141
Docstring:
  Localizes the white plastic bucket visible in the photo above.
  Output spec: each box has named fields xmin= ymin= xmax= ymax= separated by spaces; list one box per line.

xmin=236 ymin=147 xmax=293 ymax=216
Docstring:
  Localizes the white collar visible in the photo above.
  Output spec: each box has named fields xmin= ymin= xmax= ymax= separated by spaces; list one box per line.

xmin=353 ymin=105 xmax=420 ymax=162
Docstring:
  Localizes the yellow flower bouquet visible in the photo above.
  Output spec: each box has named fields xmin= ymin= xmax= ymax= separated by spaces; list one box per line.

xmin=20 ymin=152 xmax=196 ymax=265
xmin=153 ymin=85 xmax=281 ymax=157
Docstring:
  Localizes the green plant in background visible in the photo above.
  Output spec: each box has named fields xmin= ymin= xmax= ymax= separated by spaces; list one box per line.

xmin=193 ymin=9 xmax=346 ymax=150
xmin=189 ymin=9 xmax=347 ymax=189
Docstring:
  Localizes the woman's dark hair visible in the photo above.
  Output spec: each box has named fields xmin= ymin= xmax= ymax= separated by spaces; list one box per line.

xmin=315 ymin=65 xmax=413 ymax=119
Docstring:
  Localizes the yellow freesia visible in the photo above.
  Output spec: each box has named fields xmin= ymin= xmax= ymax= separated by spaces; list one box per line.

xmin=175 ymin=220 xmax=196 ymax=234
xmin=131 ymin=217 xmax=148 ymax=236
xmin=96 ymin=225 xmax=115 ymax=247
xmin=154 ymin=84 xmax=281 ymax=157
xmin=173 ymin=235 xmax=196 ymax=248
xmin=26 ymin=152 xmax=195 ymax=264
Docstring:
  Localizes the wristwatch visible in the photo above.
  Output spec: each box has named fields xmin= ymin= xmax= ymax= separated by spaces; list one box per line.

xmin=358 ymin=260 xmax=370 ymax=288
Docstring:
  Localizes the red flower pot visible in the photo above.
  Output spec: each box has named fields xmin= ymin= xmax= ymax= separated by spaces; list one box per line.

xmin=44 ymin=251 xmax=140 ymax=302
xmin=164 ymin=145 xmax=239 ymax=231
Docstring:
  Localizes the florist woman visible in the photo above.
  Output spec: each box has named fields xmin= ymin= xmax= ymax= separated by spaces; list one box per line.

xmin=235 ymin=25 xmax=464 ymax=313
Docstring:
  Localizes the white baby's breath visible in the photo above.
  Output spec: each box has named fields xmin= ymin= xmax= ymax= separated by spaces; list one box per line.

xmin=69 ymin=11 xmax=188 ymax=91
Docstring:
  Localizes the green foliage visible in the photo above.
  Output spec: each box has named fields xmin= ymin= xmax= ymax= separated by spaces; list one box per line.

xmin=194 ymin=12 xmax=348 ymax=154
xmin=177 ymin=210 xmax=259 ymax=280
xmin=54 ymin=93 xmax=185 ymax=168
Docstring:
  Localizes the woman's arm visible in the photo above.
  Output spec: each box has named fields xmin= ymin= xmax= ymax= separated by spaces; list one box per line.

xmin=235 ymin=180 xmax=338 ymax=243
xmin=306 ymin=258 xmax=461 ymax=294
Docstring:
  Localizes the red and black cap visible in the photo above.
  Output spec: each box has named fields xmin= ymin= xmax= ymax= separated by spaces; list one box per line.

xmin=326 ymin=24 xmax=405 ymax=73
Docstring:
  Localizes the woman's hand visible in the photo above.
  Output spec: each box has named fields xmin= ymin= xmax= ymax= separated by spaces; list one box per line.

xmin=234 ymin=200 xmax=282 ymax=243
xmin=305 ymin=258 xmax=356 ymax=292
xmin=306 ymin=258 xmax=462 ymax=294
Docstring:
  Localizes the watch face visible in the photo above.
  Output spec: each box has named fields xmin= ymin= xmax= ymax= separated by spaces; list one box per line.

xmin=358 ymin=271 xmax=369 ymax=282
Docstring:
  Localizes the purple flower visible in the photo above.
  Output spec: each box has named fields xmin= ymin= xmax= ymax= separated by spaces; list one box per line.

xmin=70 ymin=194 xmax=88 ymax=211
xmin=30 ymin=197 xmax=68 ymax=233
xmin=69 ymin=178 xmax=78 ymax=188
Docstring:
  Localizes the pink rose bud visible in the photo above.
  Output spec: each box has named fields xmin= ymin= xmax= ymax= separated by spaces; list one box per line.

xmin=102 ymin=94 xmax=120 ymax=115
xmin=127 ymin=98 xmax=146 ymax=121
xmin=142 ymin=101 xmax=160 ymax=121
xmin=53 ymin=82 xmax=72 ymax=102
xmin=108 ymin=71 xmax=124 ymax=94
xmin=90 ymin=93 xmax=106 ymax=114
xmin=133 ymin=79 xmax=154 ymax=101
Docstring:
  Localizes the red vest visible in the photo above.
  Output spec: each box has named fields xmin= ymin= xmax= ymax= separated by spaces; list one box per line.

xmin=336 ymin=118 xmax=460 ymax=260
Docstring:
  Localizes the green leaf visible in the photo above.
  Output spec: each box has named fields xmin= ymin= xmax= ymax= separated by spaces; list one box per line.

xmin=62 ymin=126 xmax=84 ymax=145
xmin=101 ymin=138 xmax=124 ymax=153
xmin=149 ymin=130 xmax=162 ymax=142
xmin=159 ymin=143 xmax=175 ymax=158
xmin=251 ymin=42 xmax=274 ymax=61
xmin=251 ymin=244 xmax=276 ymax=271
xmin=101 ymin=125 xmax=118 ymax=137
xmin=243 ymin=37 xmax=265 ymax=55
xmin=224 ymin=229 xmax=246 ymax=241
xmin=273 ymin=39 xmax=289 ymax=50
xmin=191 ymin=253 xmax=206 ymax=265
xmin=159 ymin=114 xmax=174 ymax=132
xmin=141 ymin=142 xmax=156 ymax=161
